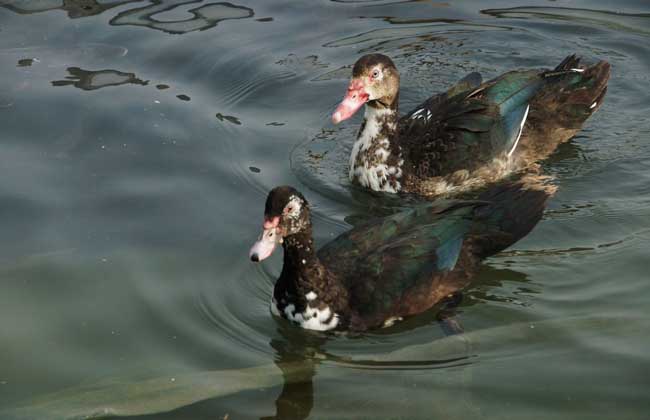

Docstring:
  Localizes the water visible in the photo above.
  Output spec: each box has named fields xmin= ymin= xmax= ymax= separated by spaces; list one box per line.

xmin=1 ymin=0 xmax=649 ymax=419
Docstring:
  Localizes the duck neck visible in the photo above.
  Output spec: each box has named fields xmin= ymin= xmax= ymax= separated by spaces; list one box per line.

xmin=277 ymin=229 xmax=329 ymax=304
xmin=275 ymin=229 xmax=347 ymax=331
xmin=349 ymin=100 xmax=403 ymax=193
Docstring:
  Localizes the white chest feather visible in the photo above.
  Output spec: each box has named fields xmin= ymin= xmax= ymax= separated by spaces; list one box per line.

xmin=349 ymin=107 xmax=403 ymax=193
xmin=272 ymin=291 xmax=340 ymax=331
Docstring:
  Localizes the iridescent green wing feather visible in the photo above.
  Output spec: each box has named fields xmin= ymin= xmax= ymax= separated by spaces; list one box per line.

xmin=399 ymin=70 xmax=544 ymax=178
xmin=318 ymin=203 xmax=477 ymax=318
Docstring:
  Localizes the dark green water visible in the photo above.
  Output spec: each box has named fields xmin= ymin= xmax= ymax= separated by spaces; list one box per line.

xmin=1 ymin=0 xmax=649 ymax=419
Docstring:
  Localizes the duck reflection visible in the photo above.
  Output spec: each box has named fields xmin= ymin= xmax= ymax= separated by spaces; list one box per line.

xmin=465 ymin=264 xmax=536 ymax=306
xmin=51 ymin=67 xmax=148 ymax=91
xmin=262 ymin=324 xmax=324 ymax=420
xmin=262 ymin=288 xmax=476 ymax=420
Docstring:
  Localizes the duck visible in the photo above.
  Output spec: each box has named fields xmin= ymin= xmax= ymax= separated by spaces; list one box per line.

xmin=249 ymin=179 xmax=553 ymax=332
xmin=331 ymin=54 xmax=610 ymax=196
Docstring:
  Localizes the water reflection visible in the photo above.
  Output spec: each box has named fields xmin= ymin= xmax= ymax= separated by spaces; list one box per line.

xmin=1 ymin=0 xmax=255 ymax=34
xmin=359 ymin=265 xmax=534 ymax=331
xmin=323 ymin=22 xmax=510 ymax=53
xmin=262 ymin=294 xmax=470 ymax=420
xmin=216 ymin=112 xmax=242 ymax=125
xmin=16 ymin=58 xmax=38 ymax=67
xmin=51 ymin=67 xmax=148 ymax=91
xmin=464 ymin=265 xmax=536 ymax=308
xmin=262 ymin=325 xmax=322 ymax=420
xmin=481 ymin=6 xmax=650 ymax=36
xmin=330 ymin=0 xmax=431 ymax=5
xmin=110 ymin=0 xmax=254 ymax=34
xmin=1 ymin=0 xmax=139 ymax=18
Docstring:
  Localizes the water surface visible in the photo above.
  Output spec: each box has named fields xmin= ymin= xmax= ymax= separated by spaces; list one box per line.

xmin=1 ymin=0 xmax=649 ymax=419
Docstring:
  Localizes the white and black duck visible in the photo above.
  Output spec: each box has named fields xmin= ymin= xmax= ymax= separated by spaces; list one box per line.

xmin=332 ymin=54 xmax=610 ymax=196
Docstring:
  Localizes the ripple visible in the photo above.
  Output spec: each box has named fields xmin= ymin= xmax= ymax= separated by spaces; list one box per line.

xmin=331 ymin=0 xmax=430 ymax=5
xmin=291 ymin=127 xmax=353 ymax=202
xmin=0 ymin=43 xmax=129 ymax=69
xmin=0 ymin=0 xmax=141 ymax=18
xmin=544 ymin=201 xmax=597 ymax=220
xmin=219 ymin=68 xmax=295 ymax=107
xmin=482 ymin=6 xmax=650 ymax=37
xmin=3 ymin=0 xmax=650 ymax=418
xmin=324 ymin=22 xmax=512 ymax=53
xmin=0 ymin=90 xmax=13 ymax=108
xmin=2 ymin=0 xmax=256 ymax=32
xmin=311 ymin=64 xmax=352 ymax=81
xmin=275 ymin=53 xmax=329 ymax=73
xmin=110 ymin=0 xmax=254 ymax=35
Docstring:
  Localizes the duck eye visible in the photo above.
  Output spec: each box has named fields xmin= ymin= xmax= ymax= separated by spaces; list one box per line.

xmin=372 ymin=70 xmax=380 ymax=79
xmin=286 ymin=206 xmax=293 ymax=213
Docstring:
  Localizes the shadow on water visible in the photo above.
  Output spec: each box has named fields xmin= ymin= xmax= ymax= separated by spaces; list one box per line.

xmin=1 ymin=0 xmax=254 ymax=34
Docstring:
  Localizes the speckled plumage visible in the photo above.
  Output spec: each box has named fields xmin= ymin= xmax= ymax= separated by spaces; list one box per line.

xmin=339 ymin=54 xmax=610 ymax=197
xmin=349 ymin=106 xmax=403 ymax=192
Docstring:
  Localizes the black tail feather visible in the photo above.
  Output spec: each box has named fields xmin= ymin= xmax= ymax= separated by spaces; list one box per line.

xmin=553 ymin=54 xmax=581 ymax=72
xmin=539 ymin=55 xmax=611 ymax=123
xmin=520 ymin=55 xmax=610 ymax=161
xmin=541 ymin=54 xmax=583 ymax=78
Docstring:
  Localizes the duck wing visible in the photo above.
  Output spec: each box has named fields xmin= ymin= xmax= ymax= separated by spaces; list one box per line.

xmin=317 ymin=199 xmax=470 ymax=267
xmin=399 ymin=70 xmax=543 ymax=179
xmin=446 ymin=71 xmax=482 ymax=97
xmin=317 ymin=178 xmax=553 ymax=328
xmin=318 ymin=201 xmax=478 ymax=324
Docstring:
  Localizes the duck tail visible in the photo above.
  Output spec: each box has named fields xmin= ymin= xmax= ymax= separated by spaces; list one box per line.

xmin=469 ymin=175 xmax=555 ymax=259
xmin=534 ymin=55 xmax=611 ymax=129
xmin=516 ymin=55 xmax=610 ymax=160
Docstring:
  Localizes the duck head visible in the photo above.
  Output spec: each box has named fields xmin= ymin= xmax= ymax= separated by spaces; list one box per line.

xmin=332 ymin=54 xmax=400 ymax=124
xmin=249 ymin=186 xmax=311 ymax=262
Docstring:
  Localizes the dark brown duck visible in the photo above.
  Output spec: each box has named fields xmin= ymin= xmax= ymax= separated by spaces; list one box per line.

xmin=249 ymin=179 xmax=554 ymax=332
